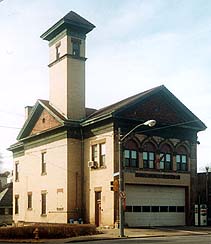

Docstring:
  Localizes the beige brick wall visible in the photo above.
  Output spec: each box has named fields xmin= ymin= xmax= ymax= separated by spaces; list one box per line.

xmin=49 ymin=34 xmax=85 ymax=120
xmin=13 ymin=138 xmax=68 ymax=224
xmin=30 ymin=109 xmax=61 ymax=136
xmin=67 ymin=138 xmax=82 ymax=220
xmin=83 ymin=131 xmax=115 ymax=227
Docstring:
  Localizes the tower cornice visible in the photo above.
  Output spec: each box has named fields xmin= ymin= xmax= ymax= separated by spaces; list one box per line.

xmin=41 ymin=11 xmax=95 ymax=41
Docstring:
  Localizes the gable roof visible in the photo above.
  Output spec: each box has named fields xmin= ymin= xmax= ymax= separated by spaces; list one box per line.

xmin=84 ymin=86 xmax=157 ymax=123
xmin=82 ymin=85 xmax=206 ymax=131
xmin=17 ymin=100 xmax=65 ymax=140
xmin=16 ymin=99 xmax=97 ymax=141
xmin=15 ymin=85 xmax=206 ymax=142
xmin=0 ymin=183 xmax=12 ymax=207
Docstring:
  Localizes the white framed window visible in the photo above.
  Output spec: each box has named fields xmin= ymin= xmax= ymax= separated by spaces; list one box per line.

xmin=57 ymin=188 xmax=64 ymax=210
xmin=27 ymin=192 xmax=32 ymax=210
xmin=55 ymin=42 xmax=61 ymax=59
xmin=41 ymin=152 xmax=47 ymax=175
xmin=41 ymin=191 xmax=47 ymax=216
xmin=90 ymin=141 xmax=106 ymax=168
xmin=15 ymin=161 xmax=19 ymax=181
xmin=99 ymin=143 xmax=106 ymax=167
xmin=124 ymin=149 xmax=138 ymax=168
xmin=15 ymin=195 xmax=19 ymax=214
xmin=143 ymin=151 xmax=155 ymax=169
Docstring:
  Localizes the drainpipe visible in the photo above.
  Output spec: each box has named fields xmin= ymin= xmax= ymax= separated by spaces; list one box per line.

xmin=80 ymin=127 xmax=85 ymax=221
xmin=205 ymin=166 xmax=209 ymax=225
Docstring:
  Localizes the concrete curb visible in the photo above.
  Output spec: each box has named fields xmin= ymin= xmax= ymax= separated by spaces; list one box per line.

xmin=0 ymin=227 xmax=211 ymax=243
xmin=65 ymin=235 xmax=210 ymax=243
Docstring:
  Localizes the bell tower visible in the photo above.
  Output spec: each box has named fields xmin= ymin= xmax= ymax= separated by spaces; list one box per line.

xmin=41 ymin=11 xmax=95 ymax=120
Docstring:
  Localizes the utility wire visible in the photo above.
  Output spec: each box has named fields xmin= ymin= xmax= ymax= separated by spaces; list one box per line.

xmin=0 ymin=125 xmax=21 ymax=129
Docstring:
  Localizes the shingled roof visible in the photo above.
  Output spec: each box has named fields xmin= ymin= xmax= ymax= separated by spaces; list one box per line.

xmin=0 ymin=183 xmax=12 ymax=207
xmin=12 ymin=84 xmax=206 ymax=144
xmin=82 ymin=85 xmax=206 ymax=131
xmin=41 ymin=11 xmax=95 ymax=41
xmin=84 ymin=86 xmax=158 ymax=123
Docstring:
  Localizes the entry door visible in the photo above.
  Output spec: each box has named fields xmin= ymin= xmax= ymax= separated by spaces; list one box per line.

xmin=95 ymin=191 xmax=101 ymax=226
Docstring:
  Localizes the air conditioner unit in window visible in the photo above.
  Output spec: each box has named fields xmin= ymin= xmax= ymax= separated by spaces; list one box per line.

xmin=88 ymin=161 xmax=97 ymax=169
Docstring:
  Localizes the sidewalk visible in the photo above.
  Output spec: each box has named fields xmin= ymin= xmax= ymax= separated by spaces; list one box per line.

xmin=1 ymin=226 xmax=211 ymax=243
xmin=50 ymin=226 xmax=211 ymax=243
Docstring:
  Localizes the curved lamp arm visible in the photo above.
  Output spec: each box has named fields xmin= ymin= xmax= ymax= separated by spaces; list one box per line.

xmin=120 ymin=119 xmax=156 ymax=142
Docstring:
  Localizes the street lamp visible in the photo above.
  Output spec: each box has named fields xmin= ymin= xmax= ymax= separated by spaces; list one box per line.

xmin=205 ymin=166 xmax=209 ymax=224
xmin=118 ymin=119 xmax=156 ymax=237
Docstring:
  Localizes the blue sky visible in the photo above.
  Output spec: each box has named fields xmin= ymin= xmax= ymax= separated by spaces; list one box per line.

xmin=0 ymin=0 xmax=210 ymax=172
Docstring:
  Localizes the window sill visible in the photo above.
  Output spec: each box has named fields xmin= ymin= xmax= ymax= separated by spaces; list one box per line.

xmin=137 ymin=168 xmax=190 ymax=174
xmin=90 ymin=165 xmax=107 ymax=170
xmin=41 ymin=172 xmax=47 ymax=176
xmin=176 ymin=170 xmax=190 ymax=174
xmin=141 ymin=168 xmax=174 ymax=173
xmin=27 ymin=208 xmax=33 ymax=211
xmin=99 ymin=165 xmax=106 ymax=169
xmin=57 ymin=208 xmax=64 ymax=211
xmin=41 ymin=214 xmax=47 ymax=217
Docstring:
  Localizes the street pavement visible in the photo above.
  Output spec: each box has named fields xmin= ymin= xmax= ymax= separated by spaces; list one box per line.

xmin=0 ymin=226 xmax=211 ymax=243
xmin=48 ymin=226 xmax=211 ymax=243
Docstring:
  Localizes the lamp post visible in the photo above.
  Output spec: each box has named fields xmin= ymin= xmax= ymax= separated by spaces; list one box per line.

xmin=118 ymin=119 xmax=156 ymax=237
xmin=205 ymin=166 xmax=209 ymax=225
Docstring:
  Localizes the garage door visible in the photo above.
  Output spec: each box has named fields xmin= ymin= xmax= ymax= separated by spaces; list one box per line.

xmin=125 ymin=185 xmax=186 ymax=227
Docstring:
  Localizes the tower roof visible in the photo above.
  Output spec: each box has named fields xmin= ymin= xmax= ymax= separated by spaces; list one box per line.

xmin=41 ymin=11 xmax=95 ymax=41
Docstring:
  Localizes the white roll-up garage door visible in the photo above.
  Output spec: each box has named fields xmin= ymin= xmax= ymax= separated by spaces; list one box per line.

xmin=125 ymin=185 xmax=186 ymax=227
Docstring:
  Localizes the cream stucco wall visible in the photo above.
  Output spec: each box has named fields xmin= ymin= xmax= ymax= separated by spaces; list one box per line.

xmin=67 ymin=138 xmax=82 ymax=220
xmin=13 ymin=138 xmax=68 ymax=224
xmin=49 ymin=56 xmax=68 ymax=117
xmin=49 ymin=34 xmax=85 ymax=120
xmin=83 ymin=130 xmax=115 ymax=227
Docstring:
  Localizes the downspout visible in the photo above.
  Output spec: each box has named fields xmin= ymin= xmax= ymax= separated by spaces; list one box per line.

xmin=80 ymin=127 xmax=85 ymax=221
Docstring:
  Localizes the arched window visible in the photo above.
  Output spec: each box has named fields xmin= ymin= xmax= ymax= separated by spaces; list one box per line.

xmin=142 ymin=142 xmax=156 ymax=169
xmin=123 ymin=140 xmax=138 ymax=168
xmin=160 ymin=144 xmax=172 ymax=170
xmin=176 ymin=145 xmax=188 ymax=171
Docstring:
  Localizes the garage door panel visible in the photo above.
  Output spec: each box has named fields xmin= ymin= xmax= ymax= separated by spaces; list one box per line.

xmin=125 ymin=185 xmax=185 ymax=227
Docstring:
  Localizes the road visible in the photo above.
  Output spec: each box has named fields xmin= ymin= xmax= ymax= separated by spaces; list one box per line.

xmin=65 ymin=234 xmax=211 ymax=244
xmin=0 ymin=234 xmax=210 ymax=244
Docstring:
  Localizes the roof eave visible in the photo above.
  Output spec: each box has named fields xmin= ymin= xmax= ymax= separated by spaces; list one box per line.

xmin=16 ymin=101 xmax=41 ymax=140
xmin=40 ymin=13 xmax=95 ymax=41
xmin=7 ymin=142 xmax=24 ymax=152
xmin=81 ymin=113 xmax=113 ymax=127
xmin=40 ymin=19 xmax=65 ymax=40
